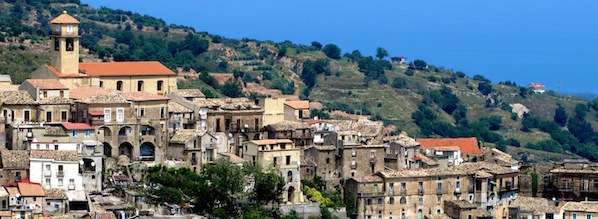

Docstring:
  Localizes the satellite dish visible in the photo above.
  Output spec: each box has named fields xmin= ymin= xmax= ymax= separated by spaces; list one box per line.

xmin=228 ymin=133 xmax=233 ymax=138
xmin=358 ymin=132 xmax=362 ymax=137
xmin=39 ymin=94 xmax=44 ymax=99
xmin=91 ymin=162 xmax=96 ymax=167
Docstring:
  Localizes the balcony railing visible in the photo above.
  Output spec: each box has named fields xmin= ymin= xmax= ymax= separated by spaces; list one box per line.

xmin=57 ymin=170 xmax=64 ymax=177
xmin=68 ymin=184 xmax=75 ymax=190
xmin=400 ymin=190 xmax=407 ymax=196
xmin=139 ymin=155 xmax=155 ymax=161
xmin=418 ymin=189 xmax=424 ymax=195
xmin=44 ymin=171 xmax=52 ymax=177
xmin=357 ymin=192 xmax=386 ymax=197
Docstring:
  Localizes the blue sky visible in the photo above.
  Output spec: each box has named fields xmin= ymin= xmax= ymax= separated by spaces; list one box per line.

xmin=82 ymin=1 xmax=598 ymax=95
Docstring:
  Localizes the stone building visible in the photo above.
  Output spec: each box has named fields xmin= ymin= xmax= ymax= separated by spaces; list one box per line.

xmin=302 ymin=145 xmax=342 ymax=189
xmin=283 ymin=100 xmax=310 ymax=121
xmin=508 ymin=196 xmax=562 ymax=219
xmin=341 ymin=143 xmax=385 ymax=179
xmin=561 ymin=201 xmax=598 ymax=219
xmin=167 ymin=130 xmax=218 ymax=174
xmin=267 ymin=120 xmax=313 ymax=148
xmin=0 ymin=150 xmax=29 ymax=185
xmin=345 ymin=162 xmax=519 ymax=219
xmin=544 ymin=160 xmax=598 ymax=201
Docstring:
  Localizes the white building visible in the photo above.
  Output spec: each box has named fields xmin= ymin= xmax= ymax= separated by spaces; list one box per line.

xmin=29 ymin=150 xmax=83 ymax=191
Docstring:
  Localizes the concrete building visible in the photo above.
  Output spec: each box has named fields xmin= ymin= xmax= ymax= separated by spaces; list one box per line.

xmin=417 ymin=137 xmax=484 ymax=162
xmin=508 ymin=196 xmax=562 ymax=219
xmin=0 ymin=150 xmax=29 ymax=185
xmin=561 ymin=201 xmax=598 ymax=219
xmin=243 ymin=139 xmax=302 ymax=203
xmin=544 ymin=160 xmax=598 ymax=201
xmin=257 ymin=97 xmax=286 ymax=126
xmin=29 ymin=150 xmax=82 ymax=191
xmin=267 ymin=120 xmax=313 ymax=148
xmin=284 ymin=101 xmax=309 ymax=121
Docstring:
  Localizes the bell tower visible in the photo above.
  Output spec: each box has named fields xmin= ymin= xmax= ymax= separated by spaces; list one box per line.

xmin=50 ymin=11 xmax=80 ymax=75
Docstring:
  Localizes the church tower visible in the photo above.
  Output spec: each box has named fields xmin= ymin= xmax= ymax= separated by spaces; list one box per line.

xmin=50 ymin=11 xmax=80 ymax=75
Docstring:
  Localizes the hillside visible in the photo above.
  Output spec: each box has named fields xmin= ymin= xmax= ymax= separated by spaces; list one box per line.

xmin=1 ymin=0 xmax=598 ymax=162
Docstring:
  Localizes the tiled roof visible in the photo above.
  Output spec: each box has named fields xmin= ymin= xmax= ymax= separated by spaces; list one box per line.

xmin=562 ymin=201 xmax=598 ymax=213
xmin=80 ymin=94 xmax=129 ymax=104
xmin=17 ymin=182 xmax=45 ymax=197
xmin=351 ymin=175 xmax=383 ymax=183
xmin=551 ymin=167 xmax=598 ymax=174
xmin=168 ymin=102 xmax=193 ymax=113
xmin=269 ymin=120 xmax=311 ymax=131
xmin=1 ymin=150 xmax=30 ymax=169
xmin=30 ymin=150 xmax=79 ymax=162
xmin=486 ymin=148 xmax=518 ymax=165
xmin=24 ymin=79 xmax=67 ymax=90
xmin=417 ymin=137 xmax=483 ymax=155
xmin=314 ymin=145 xmax=336 ymax=151
xmin=326 ymin=120 xmax=353 ymax=131
xmin=379 ymin=162 xmax=517 ymax=178
xmin=510 ymin=197 xmax=561 ymax=213
xmin=69 ymin=87 xmax=116 ymax=100
xmin=45 ymin=126 xmax=68 ymax=136
xmin=62 ymin=122 xmax=94 ymax=130
xmin=169 ymin=130 xmax=204 ymax=144
xmin=351 ymin=118 xmax=384 ymax=137
xmin=305 ymin=120 xmax=332 ymax=125
xmin=419 ymin=154 xmax=438 ymax=166
xmin=45 ymin=188 xmax=67 ymax=199
xmin=89 ymin=111 xmax=104 ymax=116
xmin=79 ymin=61 xmax=176 ymax=76
xmin=38 ymin=96 xmax=73 ymax=105
xmin=250 ymin=139 xmax=293 ymax=145
xmin=50 ymin=11 xmax=79 ymax=24
xmin=389 ymin=132 xmax=420 ymax=147
xmin=174 ymin=89 xmax=205 ymax=98
xmin=0 ymin=211 xmax=9 ymax=217
xmin=218 ymin=152 xmax=245 ymax=164
xmin=0 ymin=90 xmax=36 ymax=105
xmin=284 ymin=100 xmax=309 ymax=109
xmin=445 ymin=200 xmax=478 ymax=209
xmin=5 ymin=187 xmax=19 ymax=196
xmin=120 ymin=91 xmax=169 ymax=102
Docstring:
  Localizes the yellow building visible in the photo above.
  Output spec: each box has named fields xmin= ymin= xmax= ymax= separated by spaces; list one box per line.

xmin=257 ymin=97 xmax=286 ymax=126
xmin=31 ymin=11 xmax=177 ymax=96
xmin=243 ymin=139 xmax=303 ymax=203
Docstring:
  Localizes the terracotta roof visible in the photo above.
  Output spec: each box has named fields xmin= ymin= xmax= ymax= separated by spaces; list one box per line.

xmin=435 ymin=146 xmax=461 ymax=151
xmin=174 ymin=89 xmax=205 ymax=98
xmin=45 ymin=188 xmax=67 ymax=199
xmin=486 ymin=148 xmax=518 ymax=165
xmin=95 ymin=212 xmax=118 ymax=219
xmin=38 ymin=96 xmax=73 ymax=105
xmin=24 ymin=79 xmax=67 ymax=90
xmin=79 ymin=61 xmax=176 ymax=76
xmin=30 ymin=150 xmax=79 ymax=162
xmin=510 ymin=197 xmax=561 ymax=213
xmin=168 ymin=102 xmax=193 ymax=113
xmin=89 ymin=111 xmax=104 ymax=116
xmin=250 ymin=139 xmax=293 ymax=145
xmin=305 ymin=120 xmax=332 ymax=125
xmin=0 ymin=211 xmax=9 ymax=217
xmin=17 ymin=182 xmax=45 ymax=197
xmin=121 ymin=92 xmax=169 ymax=102
xmin=388 ymin=132 xmax=420 ymax=147
xmin=5 ymin=187 xmax=19 ymax=196
xmin=551 ymin=167 xmax=598 ymax=174
xmin=528 ymin=83 xmax=545 ymax=89
xmin=562 ymin=201 xmax=598 ymax=213
xmin=69 ymin=87 xmax=116 ymax=100
xmin=351 ymin=175 xmax=383 ymax=183
xmin=269 ymin=120 xmax=311 ymax=131
xmin=419 ymin=154 xmax=438 ymax=166
xmin=169 ymin=130 xmax=205 ymax=144
xmin=0 ymin=90 xmax=36 ymax=105
xmin=284 ymin=100 xmax=309 ymax=109
xmin=50 ymin=11 xmax=79 ymax=24
xmin=62 ymin=122 xmax=94 ymax=130
xmin=45 ymin=126 xmax=68 ymax=136
xmin=80 ymin=94 xmax=129 ymax=104
xmin=379 ymin=162 xmax=517 ymax=178
xmin=1 ymin=150 xmax=30 ymax=169
xmin=417 ymin=137 xmax=483 ymax=155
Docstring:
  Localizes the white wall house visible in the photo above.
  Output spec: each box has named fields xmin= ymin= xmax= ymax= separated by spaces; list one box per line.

xmin=30 ymin=142 xmax=77 ymax=151
xmin=29 ymin=150 xmax=83 ymax=191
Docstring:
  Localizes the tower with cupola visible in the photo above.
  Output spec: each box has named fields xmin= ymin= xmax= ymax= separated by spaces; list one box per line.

xmin=50 ymin=11 xmax=80 ymax=75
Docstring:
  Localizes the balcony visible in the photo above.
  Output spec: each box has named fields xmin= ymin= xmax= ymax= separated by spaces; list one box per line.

xmin=57 ymin=170 xmax=64 ymax=177
xmin=357 ymin=192 xmax=386 ymax=197
xmin=68 ymin=184 xmax=75 ymax=190
xmin=44 ymin=171 xmax=52 ymax=177
xmin=26 ymin=132 xmax=33 ymax=138
xmin=400 ymin=190 xmax=407 ymax=196
xmin=139 ymin=155 xmax=155 ymax=161
xmin=418 ymin=189 xmax=424 ymax=195
xmin=499 ymin=185 xmax=518 ymax=192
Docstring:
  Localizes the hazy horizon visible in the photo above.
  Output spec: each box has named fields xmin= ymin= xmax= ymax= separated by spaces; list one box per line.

xmin=82 ymin=1 xmax=598 ymax=95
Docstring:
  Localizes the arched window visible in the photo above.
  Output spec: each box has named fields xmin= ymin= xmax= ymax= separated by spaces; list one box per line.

xmin=137 ymin=80 xmax=144 ymax=91
xmin=287 ymin=171 xmax=293 ymax=183
xmin=389 ymin=197 xmax=395 ymax=204
xmin=157 ymin=80 xmax=163 ymax=91
xmin=116 ymin=81 xmax=123 ymax=91
xmin=400 ymin=197 xmax=407 ymax=204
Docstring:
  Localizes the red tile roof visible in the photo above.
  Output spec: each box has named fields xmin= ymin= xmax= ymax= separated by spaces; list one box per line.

xmin=69 ymin=87 xmax=117 ymax=100
xmin=284 ymin=100 xmax=309 ymax=109
xmin=61 ymin=122 xmax=94 ymax=130
xmin=50 ymin=11 xmax=80 ymax=24
xmin=17 ymin=182 xmax=45 ymax=197
xmin=24 ymin=79 xmax=68 ymax=90
xmin=79 ymin=61 xmax=176 ymax=76
xmin=417 ymin=137 xmax=483 ymax=155
xmin=88 ymin=111 xmax=104 ymax=116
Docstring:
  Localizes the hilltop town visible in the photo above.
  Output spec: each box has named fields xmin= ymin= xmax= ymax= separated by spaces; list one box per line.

xmin=0 ymin=11 xmax=594 ymax=219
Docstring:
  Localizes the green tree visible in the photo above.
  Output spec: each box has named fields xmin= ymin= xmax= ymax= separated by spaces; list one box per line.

xmin=311 ymin=41 xmax=322 ymax=50
xmin=391 ymin=77 xmax=407 ymax=89
xmin=199 ymin=159 xmax=246 ymax=213
xmin=478 ymin=82 xmax=492 ymax=95
xmin=221 ymin=78 xmax=243 ymax=98
xmin=554 ymin=104 xmax=568 ymax=126
xmin=322 ymin=44 xmax=341 ymax=59
xmin=375 ymin=47 xmax=389 ymax=60
xmin=250 ymin=166 xmax=285 ymax=205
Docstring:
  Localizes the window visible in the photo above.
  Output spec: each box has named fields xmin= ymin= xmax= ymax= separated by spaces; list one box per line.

xmin=66 ymin=38 xmax=74 ymax=51
xmin=85 ymin=130 xmax=90 ymax=138
xmin=61 ymin=110 xmax=67 ymax=122
xmin=215 ymin=119 xmax=221 ymax=132
xmin=45 ymin=178 xmax=50 ymax=186
xmin=157 ymin=80 xmax=163 ymax=91
xmin=437 ymin=195 xmax=442 ymax=204
xmin=160 ymin=107 xmax=165 ymax=119
xmin=389 ymin=197 xmax=394 ymax=204
xmin=286 ymin=155 xmax=291 ymax=165
xmin=352 ymin=148 xmax=357 ymax=157
xmin=46 ymin=111 xmax=52 ymax=122
xmin=399 ymin=197 xmax=406 ymax=204
xmin=573 ymin=214 xmax=577 ymax=219
xmin=377 ymin=198 xmax=382 ymax=205
xmin=99 ymin=81 xmax=103 ymax=88
xmin=587 ymin=214 xmax=591 ymax=219
xmin=72 ymin=131 xmax=78 ymax=137
xmin=418 ymin=196 xmax=423 ymax=205
xmin=351 ymin=159 xmax=356 ymax=168
xmin=24 ymin=110 xmax=30 ymax=122
xmin=45 ymin=164 xmax=51 ymax=172
xmin=116 ymin=81 xmax=123 ymax=91
xmin=370 ymin=150 xmax=375 ymax=159
xmin=456 ymin=180 xmax=461 ymax=189
xmin=54 ymin=38 xmax=60 ymax=51
xmin=137 ymin=80 xmax=144 ymax=91
xmin=326 ymin=158 xmax=330 ymax=164
xmin=66 ymin=25 xmax=73 ymax=33
xmin=116 ymin=108 xmax=124 ymax=122
xmin=104 ymin=108 xmax=111 ymax=122
xmin=60 ymin=90 xmax=64 ymax=97
xmin=58 ymin=178 xmax=63 ymax=186
xmin=139 ymin=108 xmax=145 ymax=117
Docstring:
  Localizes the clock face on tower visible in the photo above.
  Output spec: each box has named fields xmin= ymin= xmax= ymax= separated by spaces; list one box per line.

xmin=66 ymin=25 xmax=73 ymax=33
